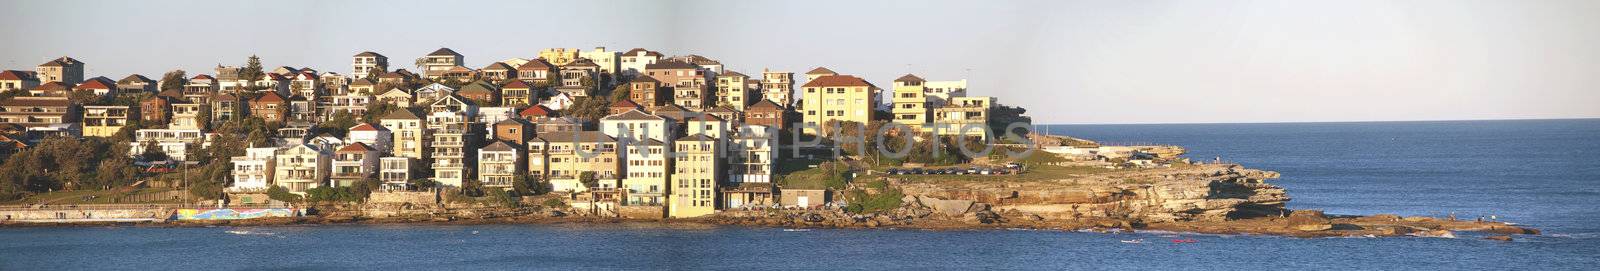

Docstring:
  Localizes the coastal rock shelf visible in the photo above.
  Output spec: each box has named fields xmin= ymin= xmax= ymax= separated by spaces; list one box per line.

xmin=894 ymin=164 xmax=1288 ymax=224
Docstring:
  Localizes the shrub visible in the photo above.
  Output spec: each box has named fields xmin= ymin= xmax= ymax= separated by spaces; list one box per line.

xmin=542 ymin=197 xmax=567 ymax=208
xmin=266 ymin=186 xmax=301 ymax=202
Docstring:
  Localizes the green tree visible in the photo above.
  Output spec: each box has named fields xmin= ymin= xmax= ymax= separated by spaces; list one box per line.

xmin=566 ymin=97 xmax=611 ymax=121
xmin=608 ymin=84 xmax=630 ymax=102
xmin=159 ymin=70 xmax=187 ymax=92
xmin=989 ymin=103 xmax=1032 ymax=138
xmin=240 ymin=55 xmax=265 ymax=87
xmin=512 ymin=175 xmax=534 ymax=196
xmin=68 ymin=90 xmax=103 ymax=105
xmin=579 ymin=171 xmax=598 ymax=188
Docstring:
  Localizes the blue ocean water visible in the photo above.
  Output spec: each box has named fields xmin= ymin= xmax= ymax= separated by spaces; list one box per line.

xmin=3 ymin=119 xmax=1597 ymax=270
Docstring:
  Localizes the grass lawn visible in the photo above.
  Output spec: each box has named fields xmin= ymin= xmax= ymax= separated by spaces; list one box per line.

xmin=887 ymin=165 xmax=1126 ymax=184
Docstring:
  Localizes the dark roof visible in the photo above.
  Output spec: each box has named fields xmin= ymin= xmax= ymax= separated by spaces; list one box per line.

xmin=457 ymin=80 xmax=497 ymax=94
xmin=631 ymin=75 xmax=660 ymax=84
xmin=535 ymin=131 xmax=615 ymax=143
xmin=482 ymin=62 xmax=514 ymax=71
xmin=516 ymin=59 xmax=553 ymax=70
xmin=719 ymin=70 xmax=748 ymax=78
xmin=678 ymin=134 xmax=716 ymax=142
xmin=354 ymin=51 xmax=384 ymax=57
xmin=502 ymin=80 xmax=531 ymax=89
xmin=0 ymin=70 xmax=35 ymax=80
xmin=601 ymin=109 xmax=664 ymax=121
xmin=380 ymin=108 xmax=423 ymax=120
xmin=645 ymin=60 xmax=698 ymax=70
xmin=564 ymin=58 xmax=599 ymax=67
xmin=624 ymin=48 xmax=662 ymax=57
xmin=706 ymin=106 xmax=738 ymax=113
xmin=749 ymin=99 xmax=783 ymax=110
xmin=675 ymin=55 xmax=720 ymax=65
xmin=350 ymin=78 xmax=376 ymax=86
xmin=805 ymin=67 xmax=836 ymax=75
xmin=0 ymin=97 xmax=71 ymax=107
xmin=118 ymin=74 xmax=153 ymax=84
xmin=894 ymin=74 xmax=925 ymax=83
xmin=494 ymin=118 xmax=530 ymax=126
xmin=652 ymin=103 xmax=689 ymax=113
xmin=428 ymin=48 xmax=461 ymax=56
xmin=801 ymin=75 xmax=875 ymax=88
xmin=38 ymin=57 xmax=79 ymax=67
xmin=610 ymin=99 xmax=641 ymax=109
xmin=480 ymin=141 xmax=519 ymax=152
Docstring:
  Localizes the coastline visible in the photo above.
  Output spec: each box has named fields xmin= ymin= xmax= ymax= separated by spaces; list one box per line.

xmin=0 ymin=208 xmax=1540 ymax=240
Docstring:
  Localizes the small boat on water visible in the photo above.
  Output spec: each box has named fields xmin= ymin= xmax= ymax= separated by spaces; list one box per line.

xmin=783 ymin=229 xmax=811 ymax=232
xmin=1120 ymin=239 xmax=1144 ymax=244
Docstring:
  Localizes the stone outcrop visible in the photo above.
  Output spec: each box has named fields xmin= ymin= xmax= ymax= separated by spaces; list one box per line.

xmin=1286 ymin=210 xmax=1333 ymax=231
xmin=894 ymin=164 xmax=1288 ymax=224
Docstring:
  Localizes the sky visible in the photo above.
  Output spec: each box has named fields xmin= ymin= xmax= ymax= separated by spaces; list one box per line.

xmin=2 ymin=0 xmax=1597 ymax=124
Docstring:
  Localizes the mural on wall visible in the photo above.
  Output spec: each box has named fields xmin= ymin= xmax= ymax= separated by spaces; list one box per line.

xmin=172 ymin=208 xmax=295 ymax=220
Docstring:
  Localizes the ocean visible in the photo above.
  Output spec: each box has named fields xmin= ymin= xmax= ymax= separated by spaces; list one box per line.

xmin=3 ymin=119 xmax=1597 ymax=270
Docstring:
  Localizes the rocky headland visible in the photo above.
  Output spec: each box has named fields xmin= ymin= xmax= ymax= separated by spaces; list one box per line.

xmin=2 ymin=163 xmax=1538 ymax=240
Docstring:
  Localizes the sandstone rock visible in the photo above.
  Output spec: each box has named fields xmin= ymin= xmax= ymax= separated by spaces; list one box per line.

xmin=1402 ymin=216 xmax=1434 ymax=222
xmin=1370 ymin=214 xmax=1401 ymax=221
xmin=1287 ymin=210 xmax=1333 ymax=231
xmin=1375 ymin=226 xmax=1416 ymax=236
xmin=920 ymin=198 xmax=975 ymax=216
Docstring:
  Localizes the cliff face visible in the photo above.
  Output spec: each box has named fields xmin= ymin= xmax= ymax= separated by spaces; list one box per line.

xmin=894 ymin=164 xmax=1288 ymax=223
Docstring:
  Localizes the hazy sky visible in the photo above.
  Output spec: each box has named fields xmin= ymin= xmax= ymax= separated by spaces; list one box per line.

xmin=3 ymin=0 xmax=1597 ymax=124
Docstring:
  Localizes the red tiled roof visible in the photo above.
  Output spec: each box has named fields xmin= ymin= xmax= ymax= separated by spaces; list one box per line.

xmin=801 ymin=75 xmax=874 ymax=88
xmin=519 ymin=105 xmax=554 ymax=117
xmin=350 ymin=123 xmax=386 ymax=132
xmin=806 ymin=67 xmax=836 ymax=75
xmin=338 ymin=142 xmax=376 ymax=152
xmin=32 ymin=82 xmax=70 ymax=91
xmin=0 ymin=70 xmax=35 ymax=80
xmin=191 ymin=74 xmax=215 ymax=80
xmin=254 ymin=92 xmax=285 ymax=103
xmin=502 ymin=80 xmax=531 ymax=89
xmin=74 ymin=78 xmax=115 ymax=89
